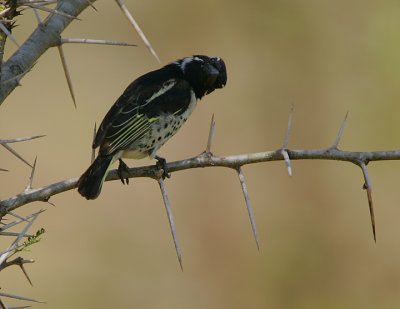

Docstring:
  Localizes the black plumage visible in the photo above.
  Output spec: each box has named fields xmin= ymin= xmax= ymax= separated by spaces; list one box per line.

xmin=78 ymin=55 xmax=227 ymax=199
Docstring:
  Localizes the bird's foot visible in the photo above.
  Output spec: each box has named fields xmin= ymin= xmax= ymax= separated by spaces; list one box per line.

xmin=118 ymin=159 xmax=130 ymax=185
xmin=155 ymin=155 xmax=171 ymax=179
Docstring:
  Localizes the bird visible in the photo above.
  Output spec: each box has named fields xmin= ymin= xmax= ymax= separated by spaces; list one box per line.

xmin=77 ymin=55 xmax=227 ymax=199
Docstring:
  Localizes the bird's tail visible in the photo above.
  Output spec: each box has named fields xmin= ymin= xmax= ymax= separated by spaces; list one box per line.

xmin=77 ymin=155 xmax=114 ymax=200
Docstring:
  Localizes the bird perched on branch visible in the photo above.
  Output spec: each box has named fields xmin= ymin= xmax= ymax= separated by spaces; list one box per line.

xmin=78 ymin=55 xmax=227 ymax=199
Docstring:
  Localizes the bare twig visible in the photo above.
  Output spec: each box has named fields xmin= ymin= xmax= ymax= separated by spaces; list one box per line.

xmin=359 ymin=162 xmax=376 ymax=242
xmin=2 ymin=147 xmax=400 ymax=216
xmin=236 ymin=167 xmax=260 ymax=250
xmin=157 ymin=178 xmax=183 ymax=271
xmin=57 ymin=45 xmax=76 ymax=108
xmin=114 ymin=0 xmax=160 ymax=62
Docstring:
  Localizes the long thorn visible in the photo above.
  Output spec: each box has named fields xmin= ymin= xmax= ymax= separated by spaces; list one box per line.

xmin=57 ymin=45 xmax=76 ymax=108
xmin=26 ymin=156 xmax=37 ymax=190
xmin=360 ymin=162 xmax=376 ymax=242
xmin=206 ymin=114 xmax=216 ymax=153
xmin=115 ymin=0 xmax=160 ymax=63
xmin=332 ymin=111 xmax=349 ymax=149
xmin=281 ymin=105 xmax=294 ymax=176
xmin=282 ymin=104 xmax=294 ymax=149
xmin=0 ymin=292 xmax=44 ymax=303
xmin=157 ymin=178 xmax=183 ymax=270
xmin=236 ymin=167 xmax=260 ymax=250
xmin=281 ymin=149 xmax=292 ymax=176
xmin=22 ymin=3 xmax=80 ymax=20
xmin=0 ymin=22 xmax=19 ymax=47
xmin=60 ymin=38 xmax=135 ymax=47
xmin=1 ymin=144 xmax=32 ymax=167
xmin=0 ymin=135 xmax=45 ymax=144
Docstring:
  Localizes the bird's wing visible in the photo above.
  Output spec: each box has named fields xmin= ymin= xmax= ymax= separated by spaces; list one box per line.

xmin=94 ymin=75 xmax=192 ymax=156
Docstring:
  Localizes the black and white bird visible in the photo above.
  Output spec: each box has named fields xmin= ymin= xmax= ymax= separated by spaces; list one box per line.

xmin=77 ymin=55 xmax=227 ymax=199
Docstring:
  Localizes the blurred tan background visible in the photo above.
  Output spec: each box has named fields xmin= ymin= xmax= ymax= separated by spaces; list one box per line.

xmin=2 ymin=0 xmax=400 ymax=308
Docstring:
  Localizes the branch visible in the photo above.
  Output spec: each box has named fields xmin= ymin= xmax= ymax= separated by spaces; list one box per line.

xmin=1 ymin=147 xmax=400 ymax=216
xmin=0 ymin=0 xmax=94 ymax=104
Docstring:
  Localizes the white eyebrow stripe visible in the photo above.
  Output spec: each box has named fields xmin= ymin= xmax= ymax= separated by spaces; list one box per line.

xmin=180 ymin=57 xmax=193 ymax=72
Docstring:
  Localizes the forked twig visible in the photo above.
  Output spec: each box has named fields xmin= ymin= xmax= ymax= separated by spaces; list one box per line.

xmin=157 ymin=178 xmax=183 ymax=270
xmin=236 ymin=167 xmax=260 ymax=250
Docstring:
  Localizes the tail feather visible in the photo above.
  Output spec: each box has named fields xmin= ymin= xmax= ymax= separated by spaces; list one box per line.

xmin=77 ymin=155 xmax=113 ymax=200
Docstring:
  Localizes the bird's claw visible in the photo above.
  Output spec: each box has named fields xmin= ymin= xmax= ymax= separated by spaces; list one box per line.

xmin=155 ymin=156 xmax=171 ymax=179
xmin=117 ymin=159 xmax=130 ymax=185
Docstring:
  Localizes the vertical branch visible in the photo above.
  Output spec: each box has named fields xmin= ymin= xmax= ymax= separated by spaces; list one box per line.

xmin=236 ymin=167 xmax=260 ymax=250
xmin=157 ymin=178 xmax=183 ymax=270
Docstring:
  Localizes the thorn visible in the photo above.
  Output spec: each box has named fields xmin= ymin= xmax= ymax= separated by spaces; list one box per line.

xmin=360 ymin=162 xmax=376 ymax=242
xmin=32 ymin=7 xmax=42 ymax=24
xmin=60 ymin=38 xmax=136 ymax=47
xmin=115 ymin=0 xmax=160 ymax=63
xmin=236 ymin=167 xmax=260 ymax=250
xmin=282 ymin=104 xmax=294 ymax=149
xmin=19 ymin=261 xmax=34 ymax=286
xmin=85 ymin=0 xmax=97 ymax=11
xmin=281 ymin=105 xmax=294 ymax=176
xmin=1 ymin=144 xmax=32 ymax=168
xmin=157 ymin=178 xmax=183 ymax=270
xmin=57 ymin=45 xmax=76 ymax=108
xmin=206 ymin=114 xmax=216 ymax=154
xmin=22 ymin=3 xmax=80 ymax=20
xmin=0 ymin=22 xmax=20 ymax=47
xmin=26 ymin=156 xmax=37 ymax=190
xmin=281 ymin=149 xmax=292 ymax=176
xmin=0 ymin=291 xmax=44 ymax=303
xmin=0 ymin=135 xmax=45 ymax=144
xmin=332 ymin=111 xmax=349 ymax=149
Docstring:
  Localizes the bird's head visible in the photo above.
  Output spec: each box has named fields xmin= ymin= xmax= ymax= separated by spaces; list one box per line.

xmin=177 ymin=55 xmax=227 ymax=99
